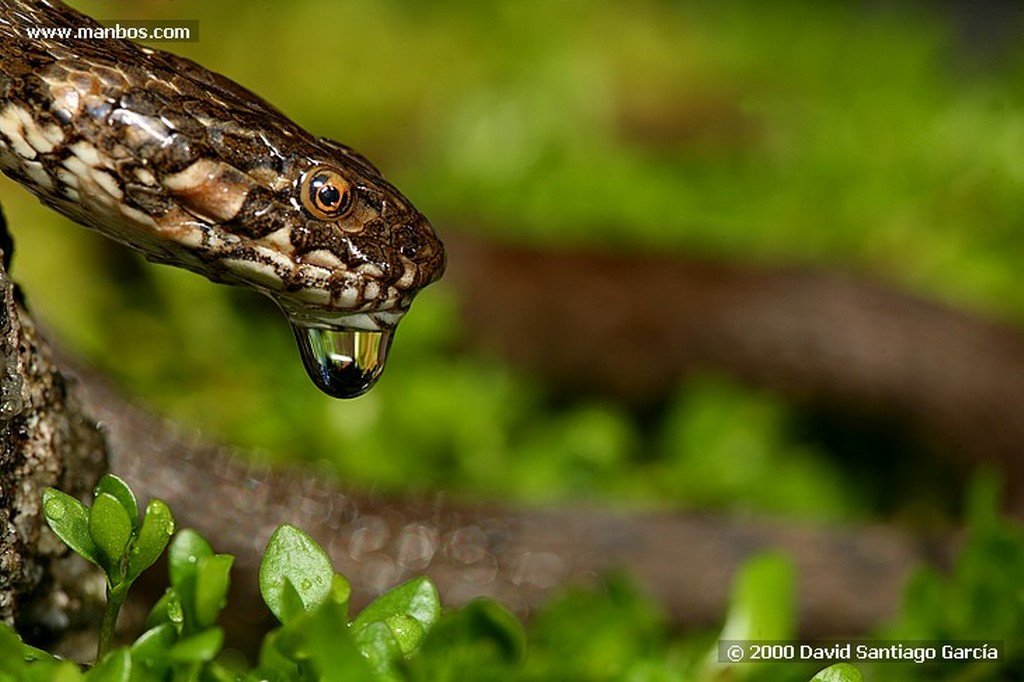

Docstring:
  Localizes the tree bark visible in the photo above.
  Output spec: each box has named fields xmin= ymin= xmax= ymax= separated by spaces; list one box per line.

xmin=0 ymin=208 xmax=107 ymax=658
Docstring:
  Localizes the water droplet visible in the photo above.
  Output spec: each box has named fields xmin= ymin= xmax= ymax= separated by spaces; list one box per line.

xmin=292 ymin=325 xmax=393 ymax=399
xmin=44 ymin=496 xmax=66 ymax=520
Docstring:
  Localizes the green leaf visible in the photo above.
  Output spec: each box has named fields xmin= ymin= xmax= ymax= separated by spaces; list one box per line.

xmin=201 ymin=663 xmax=240 ymax=682
xmin=125 ymin=499 xmax=174 ymax=582
xmin=145 ymin=588 xmax=184 ymax=631
xmin=466 ymin=599 xmax=526 ymax=662
xmin=245 ymin=665 xmax=294 ymax=682
xmin=194 ymin=554 xmax=233 ymax=629
xmin=422 ymin=599 xmax=526 ymax=663
xmin=0 ymin=622 xmax=27 ymax=674
xmin=130 ymin=622 xmax=177 ymax=664
xmin=0 ymin=623 xmax=75 ymax=680
xmin=257 ymin=628 xmax=301 ymax=675
xmin=330 ymin=572 xmax=352 ymax=612
xmin=278 ymin=578 xmax=307 ymax=625
xmin=351 ymin=577 xmax=441 ymax=654
xmin=168 ymin=529 xmax=214 ymax=588
xmin=85 ymin=648 xmax=131 ymax=682
xmin=259 ymin=525 xmax=333 ymax=623
xmin=167 ymin=529 xmax=213 ymax=633
xmin=89 ymin=493 xmax=133 ymax=577
xmin=166 ymin=627 xmax=224 ymax=662
xmin=42 ymin=488 xmax=99 ymax=566
xmin=94 ymin=474 xmax=138 ymax=531
xmin=268 ymin=590 xmax=365 ymax=679
xmin=406 ymin=599 xmax=526 ymax=678
xmin=285 ymin=572 xmax=349 ymax=625
xmin=811 ymin=662 xmax=863 ymax=682
xmin=32 ymin=660 xmax=84 ymax=682
xmin=342 ymin=620 xmax=395 ymax=682
xmin=719 ymin=552 xmax=794 ymax=641
xmin=383 ymin=614 xmax=425 ymax=655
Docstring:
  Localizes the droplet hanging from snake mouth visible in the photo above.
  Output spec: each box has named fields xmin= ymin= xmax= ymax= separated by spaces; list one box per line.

xmin=291 ymin=325 xmax=393 ymax=398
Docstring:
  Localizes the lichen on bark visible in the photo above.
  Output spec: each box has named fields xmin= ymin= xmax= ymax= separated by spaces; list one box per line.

xmin=0 ymin=206 xmax=108 ymax=657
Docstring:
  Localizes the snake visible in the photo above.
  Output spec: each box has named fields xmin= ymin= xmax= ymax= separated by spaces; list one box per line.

xmin=0 ymin=0 xmax=445 ymax=398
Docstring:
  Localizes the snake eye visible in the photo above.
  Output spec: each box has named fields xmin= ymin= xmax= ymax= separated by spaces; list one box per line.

xmin=300 ymin=166 xmax=353 ymax=221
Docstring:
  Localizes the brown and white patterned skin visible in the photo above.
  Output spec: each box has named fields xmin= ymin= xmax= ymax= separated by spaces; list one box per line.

xmin=0 ymin=0 xmax=444 ymax=332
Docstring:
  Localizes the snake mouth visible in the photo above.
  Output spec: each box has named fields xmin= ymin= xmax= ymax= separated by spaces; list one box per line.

xmin=275 ymin=272 xmax=414 ymax=398
xmin=279 ymin=301 xmax=408 ymax=333
xmin=283 ymin=265 xmax=416 ymax=329
xmin=213 ymin=245 xmax=418 ymax=329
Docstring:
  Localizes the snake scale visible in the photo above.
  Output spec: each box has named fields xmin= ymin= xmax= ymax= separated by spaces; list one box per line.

xmin=0 ymin=0 xmax=445 ymax=398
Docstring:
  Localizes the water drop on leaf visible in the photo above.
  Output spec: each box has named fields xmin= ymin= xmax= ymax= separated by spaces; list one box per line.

xmin=44 ymin=496 xmax=66 ymax=520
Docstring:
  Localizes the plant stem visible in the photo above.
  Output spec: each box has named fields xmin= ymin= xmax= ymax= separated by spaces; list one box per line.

xmin=98 ymin=583 xmax=127 ymax=661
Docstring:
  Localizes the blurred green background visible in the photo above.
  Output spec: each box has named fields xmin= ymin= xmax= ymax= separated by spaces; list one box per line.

xmin=3 ymin=0 xmax=1022 ymax=522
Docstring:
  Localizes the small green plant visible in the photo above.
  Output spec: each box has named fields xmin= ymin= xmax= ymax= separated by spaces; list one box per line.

xmin=1 ymin=475 xmax=524 ymax=681
xmin=42 ymin=474 xmax=175 ymax=659
xmin=8 ymin=474 xmax=1020 ymax=680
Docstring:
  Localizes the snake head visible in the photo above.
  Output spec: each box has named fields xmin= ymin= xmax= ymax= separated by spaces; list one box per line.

xmin=270 ymin=140 xmax=446 ymax=332
xmin=273 ymin=143 xmax=445 ymax=399
xmin=223 ymin=139 xmax=445 ymax=398
xmin=159 ymin=136 xmax=445 ymax=398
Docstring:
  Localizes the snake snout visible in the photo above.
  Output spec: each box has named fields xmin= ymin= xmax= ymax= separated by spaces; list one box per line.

xmin=396 ymin=213 xmax=446 ymax=291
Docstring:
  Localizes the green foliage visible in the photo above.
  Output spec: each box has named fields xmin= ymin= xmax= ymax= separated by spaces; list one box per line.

xmin=810 ymin=664 xmax=863 ymax=682
xmin=349 ymin=577 xmax=441 ymax=656
xmin=404 ymin=598 xmax=526 ymax=680
xmin=257 ymin=526 xmax=441 ymax=681
xmin=519 ymin=575 xmax=677 ymax=680
xmin=11 ymin=480 xmax=451 ymax=681
xmin=719 ymin=553 xmax=796 ymax=643
xmin=17 ymin=477 xmax=979 ymax=680
xmin=869 ymin=475 xmax=1024 ymax=680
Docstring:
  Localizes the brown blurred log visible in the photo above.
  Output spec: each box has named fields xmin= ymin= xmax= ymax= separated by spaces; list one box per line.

xmin=445 ymin=234 xmax=1024 ymax=508
xmin=70 ymin=364 xmax=949 ymax=652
